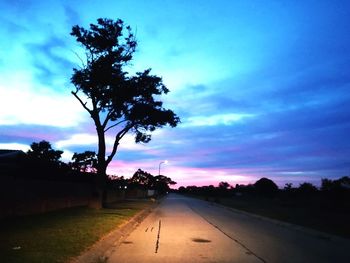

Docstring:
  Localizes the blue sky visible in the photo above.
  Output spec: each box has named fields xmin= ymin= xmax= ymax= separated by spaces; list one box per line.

xmin=1 ymin=0 xmax=350 ymax=187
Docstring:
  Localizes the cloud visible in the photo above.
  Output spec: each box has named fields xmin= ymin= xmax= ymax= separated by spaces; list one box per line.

xmin=56 ymin=133 xmax=97 ymax=147
xmin=0 ymin=142 xmax=30 ymax=152
xmin=0 ymin=81 xmax=85 ymax=127
xmin=63 ymin=5 xmax=81 ymax=27
xmin=183 ymin=113 xmax=255 ymax=127
xmin=0 ymin=124 xmax=74 ymax=146
xmin=26 ymin=35 xmax=76 ymax=87
xmin=1 ymin=0 xmax=350 ymax=188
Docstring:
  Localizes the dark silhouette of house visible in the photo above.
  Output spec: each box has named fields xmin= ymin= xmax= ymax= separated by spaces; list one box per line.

xmin=0 ymin=150 xmax=26 ymax=174
xmin=0 ymin=149 xmax=26 ymax=160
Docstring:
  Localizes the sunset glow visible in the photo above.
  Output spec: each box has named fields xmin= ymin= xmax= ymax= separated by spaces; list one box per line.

xmin=1 ymin=0 xmax=350 ymax=187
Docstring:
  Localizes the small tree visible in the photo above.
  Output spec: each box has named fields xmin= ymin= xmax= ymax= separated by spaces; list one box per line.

xmin=71 ymin=151 xmax=97 ymax=173
xmin=26 ymin=140 xmax=65 ymax=179
xmin=218 ymin=181 xmax=230 ymax=190
xmin=27 ymin=140 xmax=63 ymax=163
xmin=70 ymin=18 xmax=180 ymax=204
xmin=298 ymin=182 xmax=318 ymax=196
xmin=130 ymin=168 xmax=155 ymax=188
xmin=284 ymin=183 xmax=293 ymax=191
xmin=254 ymin=177 xmax=279 ymax=197
xmin=154 ymin=175 xmax=176 ymax=194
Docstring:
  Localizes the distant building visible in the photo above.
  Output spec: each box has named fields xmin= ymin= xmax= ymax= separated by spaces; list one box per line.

xmin=0 ymin=150 xmax=26 ymax=161
xmin=0 ymin=150 xmax=26 ymax=176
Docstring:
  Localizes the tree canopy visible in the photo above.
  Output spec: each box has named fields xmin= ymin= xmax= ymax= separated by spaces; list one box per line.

xmin=70 ymin=18 xmax=180 ymax=179
xmin=27 ymin=140 xmax=63 ymax=163
xmin=129 ymin=168 xmax=176 ymax=194
xmin=70 ymin=151 xmax=97 ymax=173
xmin=254 ymin=177 xmax=279 ymax=197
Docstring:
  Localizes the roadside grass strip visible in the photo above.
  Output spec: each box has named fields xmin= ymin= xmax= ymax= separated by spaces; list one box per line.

xmin=188 ymin=195 xmax=350 ymax=239
xmin=0 ymin=200 xmax=151 ymax=263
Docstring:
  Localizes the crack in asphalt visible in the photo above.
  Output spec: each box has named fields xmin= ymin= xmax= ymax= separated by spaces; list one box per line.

xmin=155 ymin=219 xmax=161 ymax=254
xmin=188 ymin=204 xmax=267 ymax=263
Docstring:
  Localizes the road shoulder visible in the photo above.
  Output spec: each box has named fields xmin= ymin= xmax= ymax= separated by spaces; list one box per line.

xmin=207 ymin=200 xmax=350 ymax=243
xmin=70 ymin=200 xmax=161 ymax=263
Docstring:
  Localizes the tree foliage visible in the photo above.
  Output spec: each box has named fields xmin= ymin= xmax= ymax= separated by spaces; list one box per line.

xmin=129 ymin=168 xmax=176 ymax=194
xmin=70 ymin=18 xmax=180 ymax=178
xmin=27 ymin=140 xmax=63 ymax=163
xmin=254 ymin=177 xmax=279 ymax=197
xmin=321 ymin=176 xmax=350 ymax=192
xmin=218 ymin=181 xmax=231 ymax=190
xmin=130 ymin=168 xmax=154 ymax=188
xmin=70 ymin=151 xmax=97 ymax=173
xmin=298 ymin=182 xmax=318 ymax=195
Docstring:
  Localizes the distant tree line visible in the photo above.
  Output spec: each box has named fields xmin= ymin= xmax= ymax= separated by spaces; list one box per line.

xmin=109 ymin=168 xmax=176 ymax=195
xmin=177 ymin=176 xmax=350 ymax=202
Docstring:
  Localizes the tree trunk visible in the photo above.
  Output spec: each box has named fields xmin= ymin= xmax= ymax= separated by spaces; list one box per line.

xmin=89 ymin=126 xmax=108 ymax=209
xmin=88 ymin=164 xmax=108 ymax=209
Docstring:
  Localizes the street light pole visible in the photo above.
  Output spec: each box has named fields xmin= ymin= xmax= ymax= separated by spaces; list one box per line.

xmin=158 ymin=160 xmax=168 ymax=175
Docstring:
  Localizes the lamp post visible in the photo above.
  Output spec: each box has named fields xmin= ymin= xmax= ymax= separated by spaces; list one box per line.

xmin=158 ymin=160 xmax=168 ymax=175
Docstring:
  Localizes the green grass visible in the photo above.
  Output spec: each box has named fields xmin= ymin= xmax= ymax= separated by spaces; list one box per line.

xmin=0 ymin=200 xmax=152 ymax=263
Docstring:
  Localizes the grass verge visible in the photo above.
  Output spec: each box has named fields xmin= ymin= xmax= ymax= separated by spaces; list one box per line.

xmin=0 ymin=200 xmax=152 ymax=263
xmin=190 ymin=195 xmax=350 ymax=239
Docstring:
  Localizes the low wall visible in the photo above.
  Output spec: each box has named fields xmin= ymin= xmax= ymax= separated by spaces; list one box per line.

xmin=0 ymin=176 xmax=149 ymax=218
xmin=0 ymin=175 xmax=94 ymax=218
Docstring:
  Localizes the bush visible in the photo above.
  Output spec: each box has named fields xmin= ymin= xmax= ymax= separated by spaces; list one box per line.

xmin=297 ymin=182 xmax=318 ymax=195
xmin=254 ymin=177 xmax=279 ymax=197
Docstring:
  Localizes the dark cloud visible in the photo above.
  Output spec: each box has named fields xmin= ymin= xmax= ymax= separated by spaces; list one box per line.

xmin=26 ymin=36 xmax=75 ymax=87
xmin=0 ymin=124 xmax=73 ymax=145
xmin=63 ymin=5 xmax=81 ymax=27
xmin=150 ymin=76 xmax=350 ymax=178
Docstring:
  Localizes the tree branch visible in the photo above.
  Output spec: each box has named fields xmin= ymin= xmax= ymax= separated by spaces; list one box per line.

xmin=106 ymin=124 xmax=133 ymax=165
xmin=71 ymin=50 xmax=86 ymax=68
xmin=71 ymin=91 xmax=92 ymax=114
xmin=102 ymin=111 xmax=112 ymax=129
xmin=104 ymin=119 xmax=127 ymax=132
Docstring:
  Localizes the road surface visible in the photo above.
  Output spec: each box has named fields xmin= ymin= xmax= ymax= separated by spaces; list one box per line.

xmin=107 ymin=194 xmax=350 ymax=263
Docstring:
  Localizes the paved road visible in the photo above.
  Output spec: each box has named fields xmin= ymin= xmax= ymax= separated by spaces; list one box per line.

xmin=107 ymin=194 xmax=350 ymax=263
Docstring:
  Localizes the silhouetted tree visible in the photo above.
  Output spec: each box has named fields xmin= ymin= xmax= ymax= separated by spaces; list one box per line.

xmin=203 ymin=185 xmax=216 ymax=197
xmin=27 ymin=140 xmax=63 ymax=163
xmin=254 ymin=177 xmax=279 ymax=197
xmin=130 ymin=169 xmax=155 ymax=188
xmin=282 ymin=182 xmax=297 ymax=197
xmin=129 ymin=169 xmax=176 ymax=194
xmin=70 ymin=18 xmax=180 ymax=205
xmin=70 ymin=151 xmax=97 ymax=173
xmin=321 ymin=177 xmax=350 ymax=192
xmin=218 ymin=181 xmax=230 ymax=190
xmin=178 ymin=186 xmax=186 ymax=193
xmin=25 ymin=140 xmax=67 ymax=179
xmin=284 ymin=183 xmax=293 ymax=191
xmin=154 ymin=174 xmax=176 ymax=194
xmin=107 ymin=175 xmax=128 ymax=189
xmin=321 ymin=177 xmax=350 ymax=203
xmin=298 ymin=182 xmax=318 ymax=195
xmin=339 ymin=176 xmax=350 ymax=188
xmin=235 ymin=183 xmax=254 ymax=194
